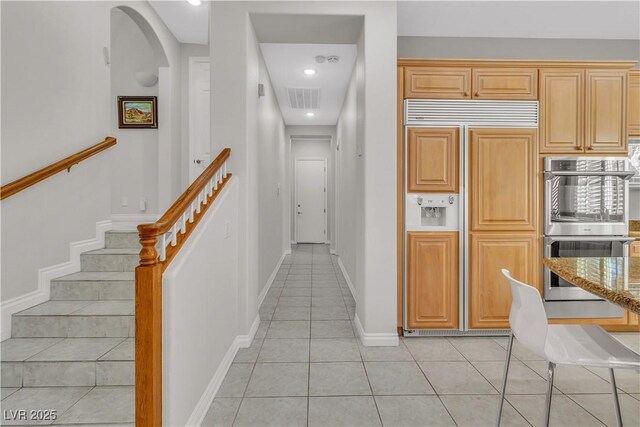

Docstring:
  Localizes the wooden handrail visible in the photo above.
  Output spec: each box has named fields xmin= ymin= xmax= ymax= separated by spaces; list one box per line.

xmin=135 ymin=148 xmax=232 ymax=427
xmin=137 ymin=147 xmax=231 ymax=268
xmin=0 ymin=136 xmax=117 ymax=200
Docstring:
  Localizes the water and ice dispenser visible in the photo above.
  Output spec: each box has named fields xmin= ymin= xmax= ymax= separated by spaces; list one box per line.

xmin=405 ymin=194 xmax=459 ymax=231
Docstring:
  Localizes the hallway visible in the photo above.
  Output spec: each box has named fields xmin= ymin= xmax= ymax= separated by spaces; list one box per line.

xmin=202 ymin=244 xmax=640 ymax=427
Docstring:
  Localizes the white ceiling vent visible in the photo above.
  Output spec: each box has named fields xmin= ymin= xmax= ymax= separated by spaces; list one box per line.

xmin=287 ymin=87 xmax=321 ymax=109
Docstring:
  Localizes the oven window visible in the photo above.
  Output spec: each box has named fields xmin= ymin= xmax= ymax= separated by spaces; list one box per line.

xmin=549 ymin=175 xmax=625 ymax=223
xmin=549 ymin=240 xmax=625 ymax=288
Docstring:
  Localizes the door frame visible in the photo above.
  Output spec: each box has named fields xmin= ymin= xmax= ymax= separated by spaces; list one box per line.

xmin=294 ymin=157 xmax=328 ymax=244
xmin=188 ymin=56 xmax=210 ymax=183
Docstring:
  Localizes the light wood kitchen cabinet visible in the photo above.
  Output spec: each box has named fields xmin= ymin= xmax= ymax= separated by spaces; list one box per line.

xmin=628 ymin=70 xmax=640 ymax=137
xmin=472 ymin=68 xmax=538 ymax=100
xmin=539 ymin=69 xmax=584 ymax=153
xmin=585 ymin=70 xmax=627 ymax=152
xmin=469 ymin=128 xmax=537 ymax=232
xmin=630 ymin=241 xmax=640 ymax=258
xmin=404 ymin=67 xmax=471 ymax=99
xmin=469 ymin=233 xmax=537 ymax=329
xmin=407 ymin=127 xmax=459 ymax=193
xmin=407 ymin=232 xmax=459 ymax=329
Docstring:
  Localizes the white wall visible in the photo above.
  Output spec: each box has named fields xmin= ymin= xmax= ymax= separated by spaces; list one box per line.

xmin=110 ymin=9 xmax=160 ymax=215
xmin=163 ymin=178 xmax=239 ymax=426
xmin=291 ymin=138 xmax=331 ymax=243
xmin=210 ymin=1 xmax=397 ymax=345
xmin=335 ymin=66 xmax=359 ymax=293
xmin=398 ymin=36 xmax=640 ymax=65
xmin=1 ymin=1 xmax=112 ymax=307
xmin=180 ymin=43 xmax=210 ymax=187
xmin=110 ymin=2 xmax=184 ymax=216
xmin=257 ymin=49 xmax=287 ymax=298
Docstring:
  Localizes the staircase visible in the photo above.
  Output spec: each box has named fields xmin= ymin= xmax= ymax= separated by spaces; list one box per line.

xmin=1 ymin=231 xmax=137 ymax=426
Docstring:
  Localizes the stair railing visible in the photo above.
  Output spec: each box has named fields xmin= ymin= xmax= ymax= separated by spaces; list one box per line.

xmin=135 ymin=148 xmax=231 ymax=427
xmin=1 ymin=136 xmax=117 ymax=200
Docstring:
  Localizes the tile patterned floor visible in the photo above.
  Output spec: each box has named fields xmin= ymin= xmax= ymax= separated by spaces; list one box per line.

xmin=203 ymin=244 xmax=640 ymax=427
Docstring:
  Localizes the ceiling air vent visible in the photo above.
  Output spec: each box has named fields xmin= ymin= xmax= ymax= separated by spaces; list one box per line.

xmin=287 ymin=87 xmax=320 ymax=109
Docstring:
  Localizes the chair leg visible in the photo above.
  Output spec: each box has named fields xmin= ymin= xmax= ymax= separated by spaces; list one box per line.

xmin=544 ymin=362 xmax=555 ymax=427
xmin=496 ymin=331 xmax=514 ymax=427
xmin=609 ymin=368 xmax=623 ymax=427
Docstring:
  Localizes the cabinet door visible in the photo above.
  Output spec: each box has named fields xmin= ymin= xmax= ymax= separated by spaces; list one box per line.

xmin=630 ymin=241 xmax=640 ymax=258
xmin=469 ymin=128 xmax=537 ymax=231
xmin=472 ymin=68 xmax=538 ymax=100
xmin=585 ymin=70 xmax=627 ymax=152
xmin=469 ymin=233 xmax=537 ymax=329
xmin=539 ymin=69 xmax=584 ymax=153
xmin=405 ymin=67 xmax=471 ymax=99
xmin=407 ymin=128 xmax=459 ymax=192
xmin=407 ymin=232 xmax=459 ymax=329
xmin=628 ymin=70 xmax=640 ymax=137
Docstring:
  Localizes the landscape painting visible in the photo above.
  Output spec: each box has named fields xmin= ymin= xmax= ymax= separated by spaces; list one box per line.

xmin=117 ymin=96 xmax=157 ymax=128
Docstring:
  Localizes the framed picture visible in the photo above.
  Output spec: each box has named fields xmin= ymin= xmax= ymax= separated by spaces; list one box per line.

xmin=117 ymin=96 xmax=157 ymax=128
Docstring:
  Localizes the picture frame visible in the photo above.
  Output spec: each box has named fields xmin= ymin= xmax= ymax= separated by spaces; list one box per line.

xmin=117 ymin=96 xmax=157 ymax=128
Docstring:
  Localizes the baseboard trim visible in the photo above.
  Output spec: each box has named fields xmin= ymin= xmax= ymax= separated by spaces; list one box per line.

xmin=110 ymin=213 xmax=159 ymax=231
xmin=1 ymin=220 xmax=112 ymax=340
xmin=329 ymin=249 xmax=337 ymax=255
xmin=354 ymin=314 xmax=399 ymax=347
xmin=237 ymin=314 xmax=260 ymax=349
xmin=258 ymin=251 xmax=288 ymax=307
xmin=185 ymin=334 xmax=241 ymax=426
xmin=337 ymin=257 xmax=356 ymax=300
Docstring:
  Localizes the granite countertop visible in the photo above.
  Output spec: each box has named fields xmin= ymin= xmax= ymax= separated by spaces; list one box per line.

xmin=543 ymin=257 xmax=640 ymax=314
xmin=630 ymin=220 xmax=640 ymax=240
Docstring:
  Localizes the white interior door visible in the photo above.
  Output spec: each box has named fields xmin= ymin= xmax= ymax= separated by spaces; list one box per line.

xmin=189 ymin=57 xmax=210 ymax=183
xmin=296 ymin=159 xmax=327 ymax=243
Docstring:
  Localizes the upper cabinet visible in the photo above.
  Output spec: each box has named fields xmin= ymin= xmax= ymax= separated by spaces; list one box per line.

xmin=405 ymin=67 xmax=471 ymax=99
xmin=628 ymin=70 xmax=640 ymax=137
xmin=407 ymin=127 xmax=459 ymax=193
xmin=540 ymin=68 xmax=628 ymax=154
xmin=472 ymin=68 xmax=538 ymax=100
xmin=539 ymin=69 xmax=584 ymax=153
xmin=585 ymin=70 xmax=627 ymax=152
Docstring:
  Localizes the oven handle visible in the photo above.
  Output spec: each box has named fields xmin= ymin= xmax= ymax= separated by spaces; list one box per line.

xmin=545 ymin=236 xmax=636 ymax=243
xmin=545 ymin=171 xmax=636 ymax=179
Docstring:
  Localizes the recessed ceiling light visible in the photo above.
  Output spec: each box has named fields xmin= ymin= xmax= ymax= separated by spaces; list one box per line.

xmin=306 ymin=112 xmax=315 ymax=117
xmin=303 ymin=69 xmax=316 ymax=76
xmin=187 ymin=0 xmax=201 ymax=5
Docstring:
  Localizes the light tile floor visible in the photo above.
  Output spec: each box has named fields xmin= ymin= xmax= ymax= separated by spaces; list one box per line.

xmin=203 ymin=244 xmax=640 ymax=427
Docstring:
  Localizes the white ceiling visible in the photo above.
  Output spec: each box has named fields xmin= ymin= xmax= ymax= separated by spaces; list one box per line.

xmin=260 ymin=43 xmax=357 ymax=126
xmin=398 ymin=1 xmax=640 ymax=40
xmin=150 ymin=1 xmax=639 ymax=46
xmin=148 ymin=0 xmax=209 ymax=44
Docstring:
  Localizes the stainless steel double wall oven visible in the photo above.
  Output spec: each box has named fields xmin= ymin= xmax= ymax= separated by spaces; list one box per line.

xmin=543 ymin=157 xmax=636 ymax=317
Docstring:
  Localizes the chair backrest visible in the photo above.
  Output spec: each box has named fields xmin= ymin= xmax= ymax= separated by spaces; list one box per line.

xmin=501 ymin=269 xmax=548 ymax=358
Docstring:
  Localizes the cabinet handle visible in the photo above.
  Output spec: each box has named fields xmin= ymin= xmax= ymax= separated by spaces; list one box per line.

xmin=474 ymin=92 xmax=479 ymax=97
xmin=463 ymin=92 xmax=469 ymax=97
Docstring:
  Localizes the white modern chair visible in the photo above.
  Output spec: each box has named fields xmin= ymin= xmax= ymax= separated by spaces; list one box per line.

xmin=497 ymin=269 xmax=640 ymax=427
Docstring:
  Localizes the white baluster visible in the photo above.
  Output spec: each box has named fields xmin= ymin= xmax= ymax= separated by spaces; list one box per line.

xmin=159 ymin=234 xmax=167 ymax=261
xmin=223 ymin=162 xmax=227 ymax=178
xmin=181 ymin=212 xmax=187 ymax=234
xmin=202 ymin=187 xmax=208 ymax=205
xmin=189 ymin=201 xmax=195 ymax=223
xmin=196 ymin=193 xmax=202 ymax=214
xmin=171 ymin=224 xmax=177 ymax=246
xmin=214 ymin=171 xmax=219 ymax=190
xmin=209 ymin=178 xmax=214 ymax=196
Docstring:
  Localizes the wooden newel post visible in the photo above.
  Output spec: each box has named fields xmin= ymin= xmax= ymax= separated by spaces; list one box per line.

xmin=136 ymin=224 xmax=163 ymax=427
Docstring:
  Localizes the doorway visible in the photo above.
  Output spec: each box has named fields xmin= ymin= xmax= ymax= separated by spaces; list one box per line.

xmin=295 ymin=158 xmax=327 ymax=243
xmin=189 ymin=57 xmax=211 ymax=183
